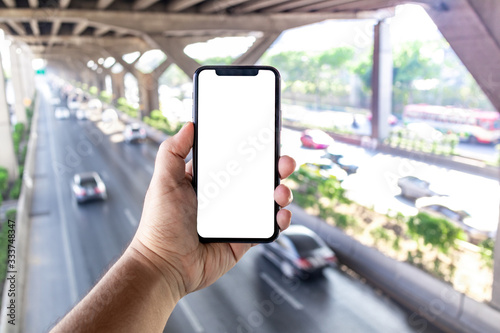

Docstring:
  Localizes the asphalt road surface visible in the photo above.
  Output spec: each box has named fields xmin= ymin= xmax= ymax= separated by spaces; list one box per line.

xmin=282 ymin=128 xmax=499 ymax=232
xmin=24 ymin=81 xmax=443 ymax=333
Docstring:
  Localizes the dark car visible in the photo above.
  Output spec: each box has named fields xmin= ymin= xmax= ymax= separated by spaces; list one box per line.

xmin=303 ymin=160 xmax=348 ymax=182
xmin=262 ymin=225 xmax=337 ymax=279
xmin=415 ymin=196 xmax=494 ymax=244
xmin=397 ymin=176 xmax=439 ymax=200
xmin=322 ymin=152 xmax=359 ymax=174
xmin=72 ymin=172 xmax=107 ymax=203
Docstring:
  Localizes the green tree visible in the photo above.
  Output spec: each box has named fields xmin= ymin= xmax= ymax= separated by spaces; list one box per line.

xmin=262 ymin=47 xmax=355 ymax=109
xmin=353 ymin=52 xmax=372 ymax=94
xmin=392 ymin=41 xmax=440 ymax=115
xmin=159 ymin=64 xmax=191 ymax=88
xmin=0 ymin=167 xmax=8 ymax=195
xmin=407 ymin=212 xmax=464 ymax=254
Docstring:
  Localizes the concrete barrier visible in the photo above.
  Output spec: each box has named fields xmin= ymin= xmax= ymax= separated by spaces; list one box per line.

xmin=289 ymin=204 xmax=500 ymax=333
xmin=0 ymin=96 xmax=39 ymax=333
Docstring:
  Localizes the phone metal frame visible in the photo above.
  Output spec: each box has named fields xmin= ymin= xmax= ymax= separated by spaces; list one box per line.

xmin=192 ymin=65 xmax=281 ymax=243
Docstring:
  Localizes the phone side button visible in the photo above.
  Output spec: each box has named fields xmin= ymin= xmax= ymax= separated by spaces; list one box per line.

xmin=279 ymin=110 xmax=282 ymax=130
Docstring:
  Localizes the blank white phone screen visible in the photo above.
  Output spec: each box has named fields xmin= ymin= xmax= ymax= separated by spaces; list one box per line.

xmin=196 ymin=69 xmax=277 ymax=239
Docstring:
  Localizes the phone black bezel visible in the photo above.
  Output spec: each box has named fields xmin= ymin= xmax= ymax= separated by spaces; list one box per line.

xmin=192 ymin=65 xmax=281 ymax=243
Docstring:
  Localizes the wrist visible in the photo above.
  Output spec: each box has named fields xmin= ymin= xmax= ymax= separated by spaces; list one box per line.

xmin=128 ymin=238 xmax=187 ymax=300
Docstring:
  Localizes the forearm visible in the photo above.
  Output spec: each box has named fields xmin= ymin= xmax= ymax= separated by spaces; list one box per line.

xmin=51 ymin=245 xmax=182 ymax=333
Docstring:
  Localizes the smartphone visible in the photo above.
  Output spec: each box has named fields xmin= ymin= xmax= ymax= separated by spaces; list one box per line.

xmin=193 ymin=65 xmax=281 ymax=243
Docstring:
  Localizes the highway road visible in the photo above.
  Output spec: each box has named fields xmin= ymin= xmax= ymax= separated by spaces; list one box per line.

xmin=24 ymin=81 xmax=443 ymax=333
xmin=282 ymin=128 xmax=500 ymax=232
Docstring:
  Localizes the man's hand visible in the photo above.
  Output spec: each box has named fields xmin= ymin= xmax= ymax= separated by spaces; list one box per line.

xmin=131 ymin=122 xmax=295 ymax=298
xmin=52 ymin=122 xmax=295 ymax=333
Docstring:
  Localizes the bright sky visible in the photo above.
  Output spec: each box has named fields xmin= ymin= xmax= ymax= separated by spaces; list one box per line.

xmin=184 ymin=36 xmax=257 ymax=60
xmin=184 ymin=4 xmax=440 ymax=59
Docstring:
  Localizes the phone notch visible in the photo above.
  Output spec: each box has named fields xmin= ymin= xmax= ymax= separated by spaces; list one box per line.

xmin=215 ymin=68 xmax=259 ymax=76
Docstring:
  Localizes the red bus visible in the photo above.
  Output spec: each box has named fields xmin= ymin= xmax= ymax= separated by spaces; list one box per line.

xmin=403 ymin=104 xmax=500 ymax=144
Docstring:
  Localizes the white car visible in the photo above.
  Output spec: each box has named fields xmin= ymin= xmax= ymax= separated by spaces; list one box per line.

xmin=123 ymin=123 xmax=147 ymax=143
xmin=67 ymin=99 xmax=80 ymax=110
xmin=88 ymin=99 xmax=103 ymax=112
xmin=72 ymin=172 xmax=107 ymax=204
xmin=50 ymin=97 xmax=61 ymax=105
xmin=76 ymin=109 xmax=89 ymax=120
xmin=102 ymin=108 xmax=118 ymax=123
xmin=54 ymin=107 xmax=70 ymax=120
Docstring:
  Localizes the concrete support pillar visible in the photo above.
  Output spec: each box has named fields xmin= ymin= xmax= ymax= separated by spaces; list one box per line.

xmin=111 ymin=71 xmax=125 ymax=102
xmin=137 ymin=72 xmax=159 ymax=118
xmin=10 ymin=44 xmax=27 ymax=124
xmin=233 ymin=32 xmax=281 ymax=65
xmin=492 ymin=211 xmax=500 ymax=310
xmin=21 ymin=52 xmax=34 ymax=100
xmin=96 ymin=73 xmax=106 ymax=93
xmin=152 ymin=37 xmax=200 ymax=78
xmin=370 ymin=20 xmax=392 ymax=141
xmin=0 ymin=52 xmax=19 ymax=181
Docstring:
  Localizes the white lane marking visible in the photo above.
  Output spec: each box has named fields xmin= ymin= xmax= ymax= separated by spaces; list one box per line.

xmin=178 ymin=299 xmax=204 ymax=332
xmin=260 ymin=272 xmax=304 ymax=310
xmin=144 ymin=164 xmax=154 ymax=176
xmin=46 ymin=101 xmax=79 ymax=304
xmin=124 ymin=208 xmax=138 ymax=227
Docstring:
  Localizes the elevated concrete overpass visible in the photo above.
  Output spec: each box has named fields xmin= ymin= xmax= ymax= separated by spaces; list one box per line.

xmin=0 ymin=0 xmax=499 ymax=312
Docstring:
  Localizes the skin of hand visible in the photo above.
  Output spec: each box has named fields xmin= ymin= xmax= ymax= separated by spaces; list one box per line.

xmin=51 ymin=121 xmax=296 ymax=333
xmin=130 ymin=121 xmax=296 ymax=298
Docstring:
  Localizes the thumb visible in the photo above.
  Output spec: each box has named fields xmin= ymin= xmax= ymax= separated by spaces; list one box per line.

xmin=155 ymin=122 xmax=194 ymax=183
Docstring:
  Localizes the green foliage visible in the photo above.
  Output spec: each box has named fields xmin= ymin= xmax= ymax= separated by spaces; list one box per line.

xmin=0 ymin=222 xmax=9 ymax=282
xmin=407 ymin=212 xmax=464 ymax=254
xmin=100 ymin=91 xmax=112 ymax=104
xmin=89 ymin=86 xmax=99 ymax=96
xmin=26 ymin=105 xmax=34 ymax=123
xmin=333 ymin=212 xmax=358 ymax=230
xmin=117 ymin=97 xmax=139 ymax=118
xmin=353 ymin=52 xmax=372 ymax=94
xmin=0 ymin=192 xmax=2 ymax=207
xmin=8 ymin=179 xmax=22 ymax=200
xmin=262 ymin=47 xmax=355 ymax=109
xmin=19 ymin=145 xmax=27 ymax=165
xmin=5 ymin=209 xmax=16 ymax=222
xmin=159 ymin=64 xmax=191 ymax=89
xmin=370 ymin=226 xmax=391 ymax=243
xmin=12 ymin=123 xmax=25 ymax=155
xmin=18 ymin=166 xmax=24 ymax=179
xmin=0 ymin=167 xmax=8 ymax=194
xmin=392 ymin=237 xmax=401 ymax=251
xmin=289 ymin=165 xmax=354 ymax=230
xmin=389 ymin=127 xmax=459 ymax=156
xmin=478 ymin=238 xmax=494 ymax=269
xmin=145 ymin=109 xmax=184 ymax=136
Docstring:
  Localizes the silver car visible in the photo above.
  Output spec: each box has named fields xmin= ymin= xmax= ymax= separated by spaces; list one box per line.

xmin=72 ymin=172 xmax=107 ymax=204
xmin=123 ymin=123 xmax=147 ymax=143
xmin=54 ymin=107 xmax=70 ymax=120
xmin=397 ymin=176 xmax=438 ymax=200
xmin=262 ymin=225 xmax=337 ymax=279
